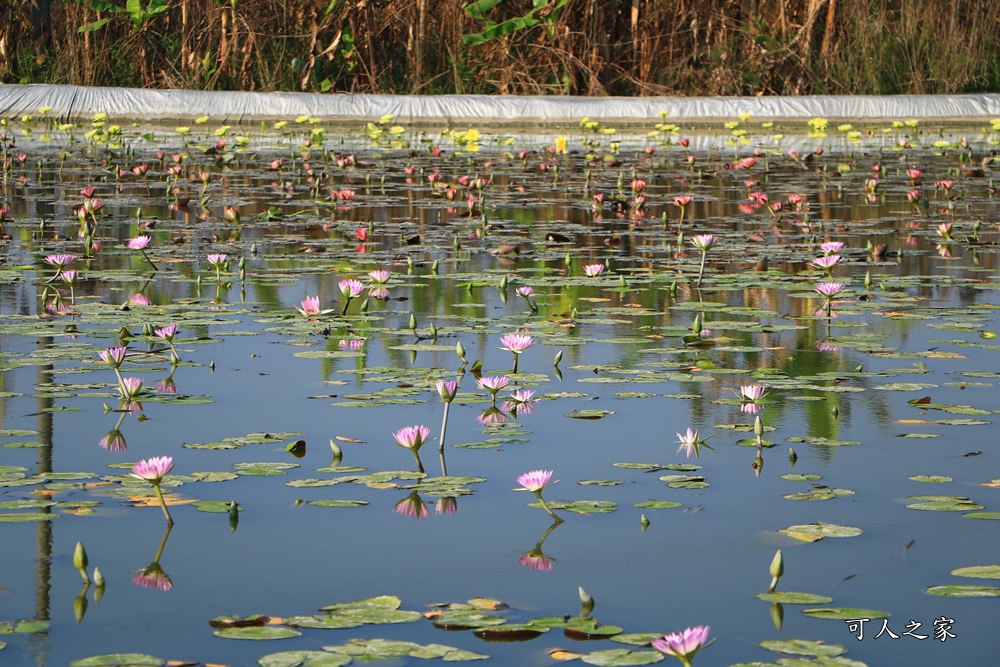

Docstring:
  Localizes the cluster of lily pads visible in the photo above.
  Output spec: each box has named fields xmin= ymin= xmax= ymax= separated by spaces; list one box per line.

xmin=2 ymin=109 xmax=1000 ymax=667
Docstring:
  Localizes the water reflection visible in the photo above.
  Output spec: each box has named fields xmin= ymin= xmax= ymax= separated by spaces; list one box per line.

xmin=393 ymin=491 xmax=431 ymax=520
xmin=132 ymin=525 xmax=174 ymax=592
xmin=517 ymin=521 xmax=562 ymax=573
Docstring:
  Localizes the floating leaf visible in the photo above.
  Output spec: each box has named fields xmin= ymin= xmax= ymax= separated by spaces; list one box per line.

xmin=633 ymin=500 xmax=683 ymax=510
xmin=909 ymin=475 xmax=953 ymax=483
xmin=214 ymin=626 xmax=302 ymax=640
xmin=566 ymin=410 xmax=616 ymax=420
xmin=306 ymin=500 xmax=369 ymax=508
xmin=779 ymin=522 xmax=863 ymax=542
xmin=0 ymin=619 xmax=50 ymax=634
xmin=905 ymin=495 xmax=983 ymax=511
xmin=786 ymin=436 xmax=860 ymax=446
xmin=802 ymin=607 xmax=889 ymax=620
xmin=780 ymin=474 xmax=822 ymax=482
xmin=233 ymin=462 xmax=299 ymax=476
xmin=950 ymin=565 xmax=1000 ymax=579
xmin=0 ymin=513 xmax=59 ymax=522
xmin=69 ymin=654 xmax=163 ymax=667
xmin=528 ymin=500 xmax=618 ymax=514
xmin=759 ymin=639 xmax=846 ymax=657
xmin=580 ymin=648 xmax=664 ymax=665
xmin=756 ymin=592 xmax=834 ymax=605
xmin=257 ymin=650 xmax=352 ymax=667
xmin=610 ymin=633 xmax=663 ymax=646
xmin=964 ymin=512 xmax=1000 ymax=520
xmin=578 ymin=479 xmax=623 ymax=486
xmin=924 ymin=585 xmax=1000 ymax=597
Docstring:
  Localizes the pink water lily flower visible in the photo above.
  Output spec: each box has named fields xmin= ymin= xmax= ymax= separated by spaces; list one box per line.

xmin=393 ymin=425 xmax=430 ymax=452
xmin=820 ymin=241 xmax=844 ymax=254
xmin=515 ymin=469 xmax=557 ymax=493
xmin=128 ymin=235 xmax=151 ymax=250
xmin=133 ymin=563 xmax=173 ymax=591
xmin=500 ymin=333 xmax=534 ymax=354
xmin=673 ymin=195 xmax=693 ymax=208
xmin=206 ymin=253 xmax=228 ymax=267
xmin=811 ymin=255 xmax=841 ymax=270
xmin=131 ymin=456 xmax=174 ymax=484
xmin=690 ymin=234 xmax=717 ymax=252
xmin=477 ymin=375 xmax=511 ymax=397
xmin=436 ymin=380 xmax=459 ymax=403
xmin=368 ymin=269 xmax=391 ymax=284
xmin=583 ymin=263 xmax=605 ymax=277
xmin=676 ymin=428 xmax=700 ymax=459
xmin=739 ymin=385 xmax=767 ymax=402
xmin=99 ymin=346 xmax=128 ymax=369
xmin=516 ymin=285 xmax=534 ymax=297
xmin=814 ymin=282 xmax=844 ymax=298
xmin=120 ymin=377 xmax=143 ymax=400
xmin=44 ymin=254 xmax=75 ymax=272
xmin=296 ymin=296 xmax=322 ymax=316
xmin=652 ymin=625 xmax=712 ymax=665
xmin=154 ymin=323 xmax=177 ymax=341
xmin=338 ymin=278 xmax=365 ymax=298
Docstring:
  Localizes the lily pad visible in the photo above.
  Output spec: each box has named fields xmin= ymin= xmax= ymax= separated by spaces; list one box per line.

xmin=580 ymin=648 xmax=665 ymax=665
xmin=905 ymin=495 xmax=983 ymax=511
xmin=69 ymin=655 xmax=164 ymax=667
xmin=802 ymin=607 xmax=889 ymax=620
xmin=783 ymin=488 xmax=854 ymax=501
xmin=527 ymin=617 xmax=623 ymax=637
xmin=950 ymin=565 xmax=1000 ymax=579
xmin=756 ymin=592 xmax=834 ymax=605
xmin=633 ymin=500 xmax=683 ymax=510
xmin=924 ymin=585 xmax=1000 ymax=597
xmin=566 ymin=410 xmax=616 ymax=420
xmin=909 ymin=475 xmax=953 ymax=483
xmin=779 ymin=522 xmax=863 ymax=542
xmin=0 ymin=513 xmax=59 ymax=522
xmin=528 ymin=500 xmax=618 ymax=514
xmin=307 ymin=500 xmax=369 ymax=508
xmin=0 ymin=619 xmax=50 ymax=634
xmin=257 ymin=650 xmax=352 ymax=667
xmin=214 ymin=626 xmax=302 ymax=640
xmin=786 ymin=437 xmax=860 ymax=446
xmin=233 ymin=462 xmax=299 ymax=476
xmin=759 ymin=639 xmax=846 ymax=657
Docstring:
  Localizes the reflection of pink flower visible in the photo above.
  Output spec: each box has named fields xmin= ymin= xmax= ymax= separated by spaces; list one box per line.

xmin=155 ymin=379 xmax=177 ymax=394
xmin=816 ymin=342 xmax=842 ymax=352
xmin=369 ymin=287 xmax=390 ymax=300
xmin=740 ymin=402 xmax=761 ymax=415
xmin=819 ymin=241 xmax=844 ymax=254
xmin=133 ymin=564 xmax=173 ymax=591
xmin=652 ymin=625 xmax=712 ymax=663
xmin=393 ymin=493 xmax=430 ymax=519
xmin=436 ymin=497 xmax=458 ymax=515
xmin=476 ymin=406 xmax=511 ymax=424
xmin=129 ymin=293 xmax=151 ymax=306
xmin=338 ymin=339 xmax=364 ymax=351
xmin=518 ymin=552 xmax=553 ymax=571
xmin=99 ymin=431 xmax=127 ymax=452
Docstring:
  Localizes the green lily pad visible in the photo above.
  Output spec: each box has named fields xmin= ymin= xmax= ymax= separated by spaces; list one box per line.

xmin=924 ymin=585 xmax=1000 ymax=597
xmin=610 ymin=633 xmax=664 ymax=646
xmin=581 ymin=648 xmax=665 ymax=665
xmin=633 ymin=500 xmax=683 ymax=510
xmin=282 ymin=615 xmax=362 ymax=630
xmin=950 ymin=565 xmax=1000 ymax=579
xmin=779 ymin=522 xmax=863 ymax=542
xmin=528 ymin=500 xmax=618 ymax=514
xmin=0 ymin=619 xmax=50 ymax=634
xmin=964 ymin=512 xmax=1000 ymax=520
xmin=307 ymin=500 xmax=369 ymax=508
xmin=578 ymin=479 xmax=623 ymax=486
xmin=0 ymin=499 xmax=55 ymax=509
xmin=214 ymin=626 xmax=302 ymax=640
xmin=566 ymin=409 xmax=616 ymax=420
xmin=184 ymin=431 xmax=302 ymax=450
xmin=909 ymin=475 xmax=953 ymax=483
xmin=69 ymin=654 xmax=164 ymax=667
xmin=257 ymin=650 xmax=352 ymax=667
xmin=802 ymin=607 xmax=889 ymax=620
xmin=905 ymin=495 xmax=983 ymax=511
xmin=233 ymin=462 xmax=299 ymax=476
xmin=527 ymin=617 xmax=623 ymax=637
xmin=756 ymin=592 xmax=835 ymax=605
xmin=192 ymin=500 xmax=241 ymax=513
xmin=786 ymin=437 xmax=860 ymax=446
xmin=760 ymin=639 xmax=846 ymax=657
xmin=780 ymin=474 xmax=823 ymax=482
xmin=191 ymin=472 xmax=240 ymax=482
xmin=783 ymin=488 xmax=854 ymax=501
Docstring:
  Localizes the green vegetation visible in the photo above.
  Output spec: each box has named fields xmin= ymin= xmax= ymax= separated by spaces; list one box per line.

xmin=4 ymin=0 xmax=1000 ymax=95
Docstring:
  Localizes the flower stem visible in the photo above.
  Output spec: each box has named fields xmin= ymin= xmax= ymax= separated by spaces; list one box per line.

xmin=534 ymin=491 xmax=563 ymax=523
xmin=152 ymin=482 xmax=174 ymax=525
xmin=412 ymin=450 xmax=425 ymax=474
xmin=696 ymin=251 xmax=708 ymax=288
xmin=439 ymin=402 xmax=451 ymax=454
xmin=512 ymin=352 xmax=519 ymax=374
xmin=341 ymin=296 xmax=351 ymax=316
xmin=140 ymin=248 xmax=159 ymax=272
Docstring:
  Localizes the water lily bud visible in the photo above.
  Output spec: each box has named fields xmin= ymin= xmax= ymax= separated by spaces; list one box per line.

xmin=406 ymin=256 xmax=414 ymax=270
xmin=789 ymin=447 xmax=798 ymax=466
xmin=238 ymin=256 xmax=246 ymax=271
xmin=754 ymin=415 xmax=764 ymax=439
xmin=453 ymin=236 xmax=461 ymax=251
xmin=769 ymin=549 xmax=784 ymax=592
xmin=564 ymin=251 xmax=571 ymax=266
xmin=250 ymin=242 xmax=257 ymax=255
xmin=499 ymin=275 xmax=508 ymax=291
xmin=640 ymin=513 xmax=650 ymax=531
xmin=692 ymin=313 xmax=702 ymax=335
xmin=579 ymin=587 xmax=594 ymax=607
xmin=431 ymin=259 xmax=439 ymax=274
xmin=553 ymin=350 xmax=563 ymax=366
xmin=430 ymin=322 xmax=438 ymax=338
xmin=864 ymin=270 xmax=872 ymax=290
xmin=619 ymin=275 xmax=627 ymax=288
xmin=74 ymin=541 xmax=88 ymax=571
xmin=408 ymin=313 xmax=417 ymax=330
xmin=571 ymin=307 xmax=578 ymax=319
xmin=74 ymin=542 xmax=91 ymax=584
xmin=93 ymin=567 xmax=105 ymax=589
xmin=669 ymin=281 xmax=678 ymax=297
xmin=832 ymin=405 xmax=839 ymax=419
xmin=360 ymin=298 xmax=369 ymax=312
xmin=455 ymin=341 xmax=467 ymax=362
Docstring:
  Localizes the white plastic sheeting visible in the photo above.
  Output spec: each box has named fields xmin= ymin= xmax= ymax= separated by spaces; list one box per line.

xmin=3 ymin=84 xmax=1000 ymax=124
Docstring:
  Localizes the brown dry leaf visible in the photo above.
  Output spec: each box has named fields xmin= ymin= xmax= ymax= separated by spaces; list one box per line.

xmin=63 ymin=507 xmax=95 ymax=516
xmin=127 ymin=495 xmax=197 ymax=507
xmin=364 ymin=482 xmax=399 ymax=490
xmin=624 ymin=303 xmax=645 ymax=308
xmin=423 ymin=610 xmax=443 ymax=620
xmin=33 ymin=489 xmax=58 ymax=497
xmin=467 ymin=597 xmax=507 ymax=611
xmin=578 ymin=297 xmax=611 ymax=302
xmin=548 ymin=648 xmax=584 ymax=660
xmin=267 ymin=617 xmax=285 ymax=624
xmin=84 ymin=481 xmax=113 ymax=489
xmin=979 ymin=480 xmax=1000 ymax=488
xmin=778 ymin=529 xmax=823 ymax=543
xmin=898 ymin=419 xmax=933 ymax=424
xmin=335 ymin=436 xmax=366 ymax=443
xmin=923 ymin=351 xmax=966 ymax=359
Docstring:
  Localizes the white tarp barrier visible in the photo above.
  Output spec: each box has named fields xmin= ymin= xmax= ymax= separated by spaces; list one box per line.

xmin=3 ymin=84 xmax=1000 ymax=125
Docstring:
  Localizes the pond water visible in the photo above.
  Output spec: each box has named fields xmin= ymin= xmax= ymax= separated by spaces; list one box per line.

xmin=0 ymin=115 xmax=999 ymax=667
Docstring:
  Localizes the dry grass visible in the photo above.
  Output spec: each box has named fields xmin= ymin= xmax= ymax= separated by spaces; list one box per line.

xmin=4 ymin=0 xmax=1000 ymax=95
